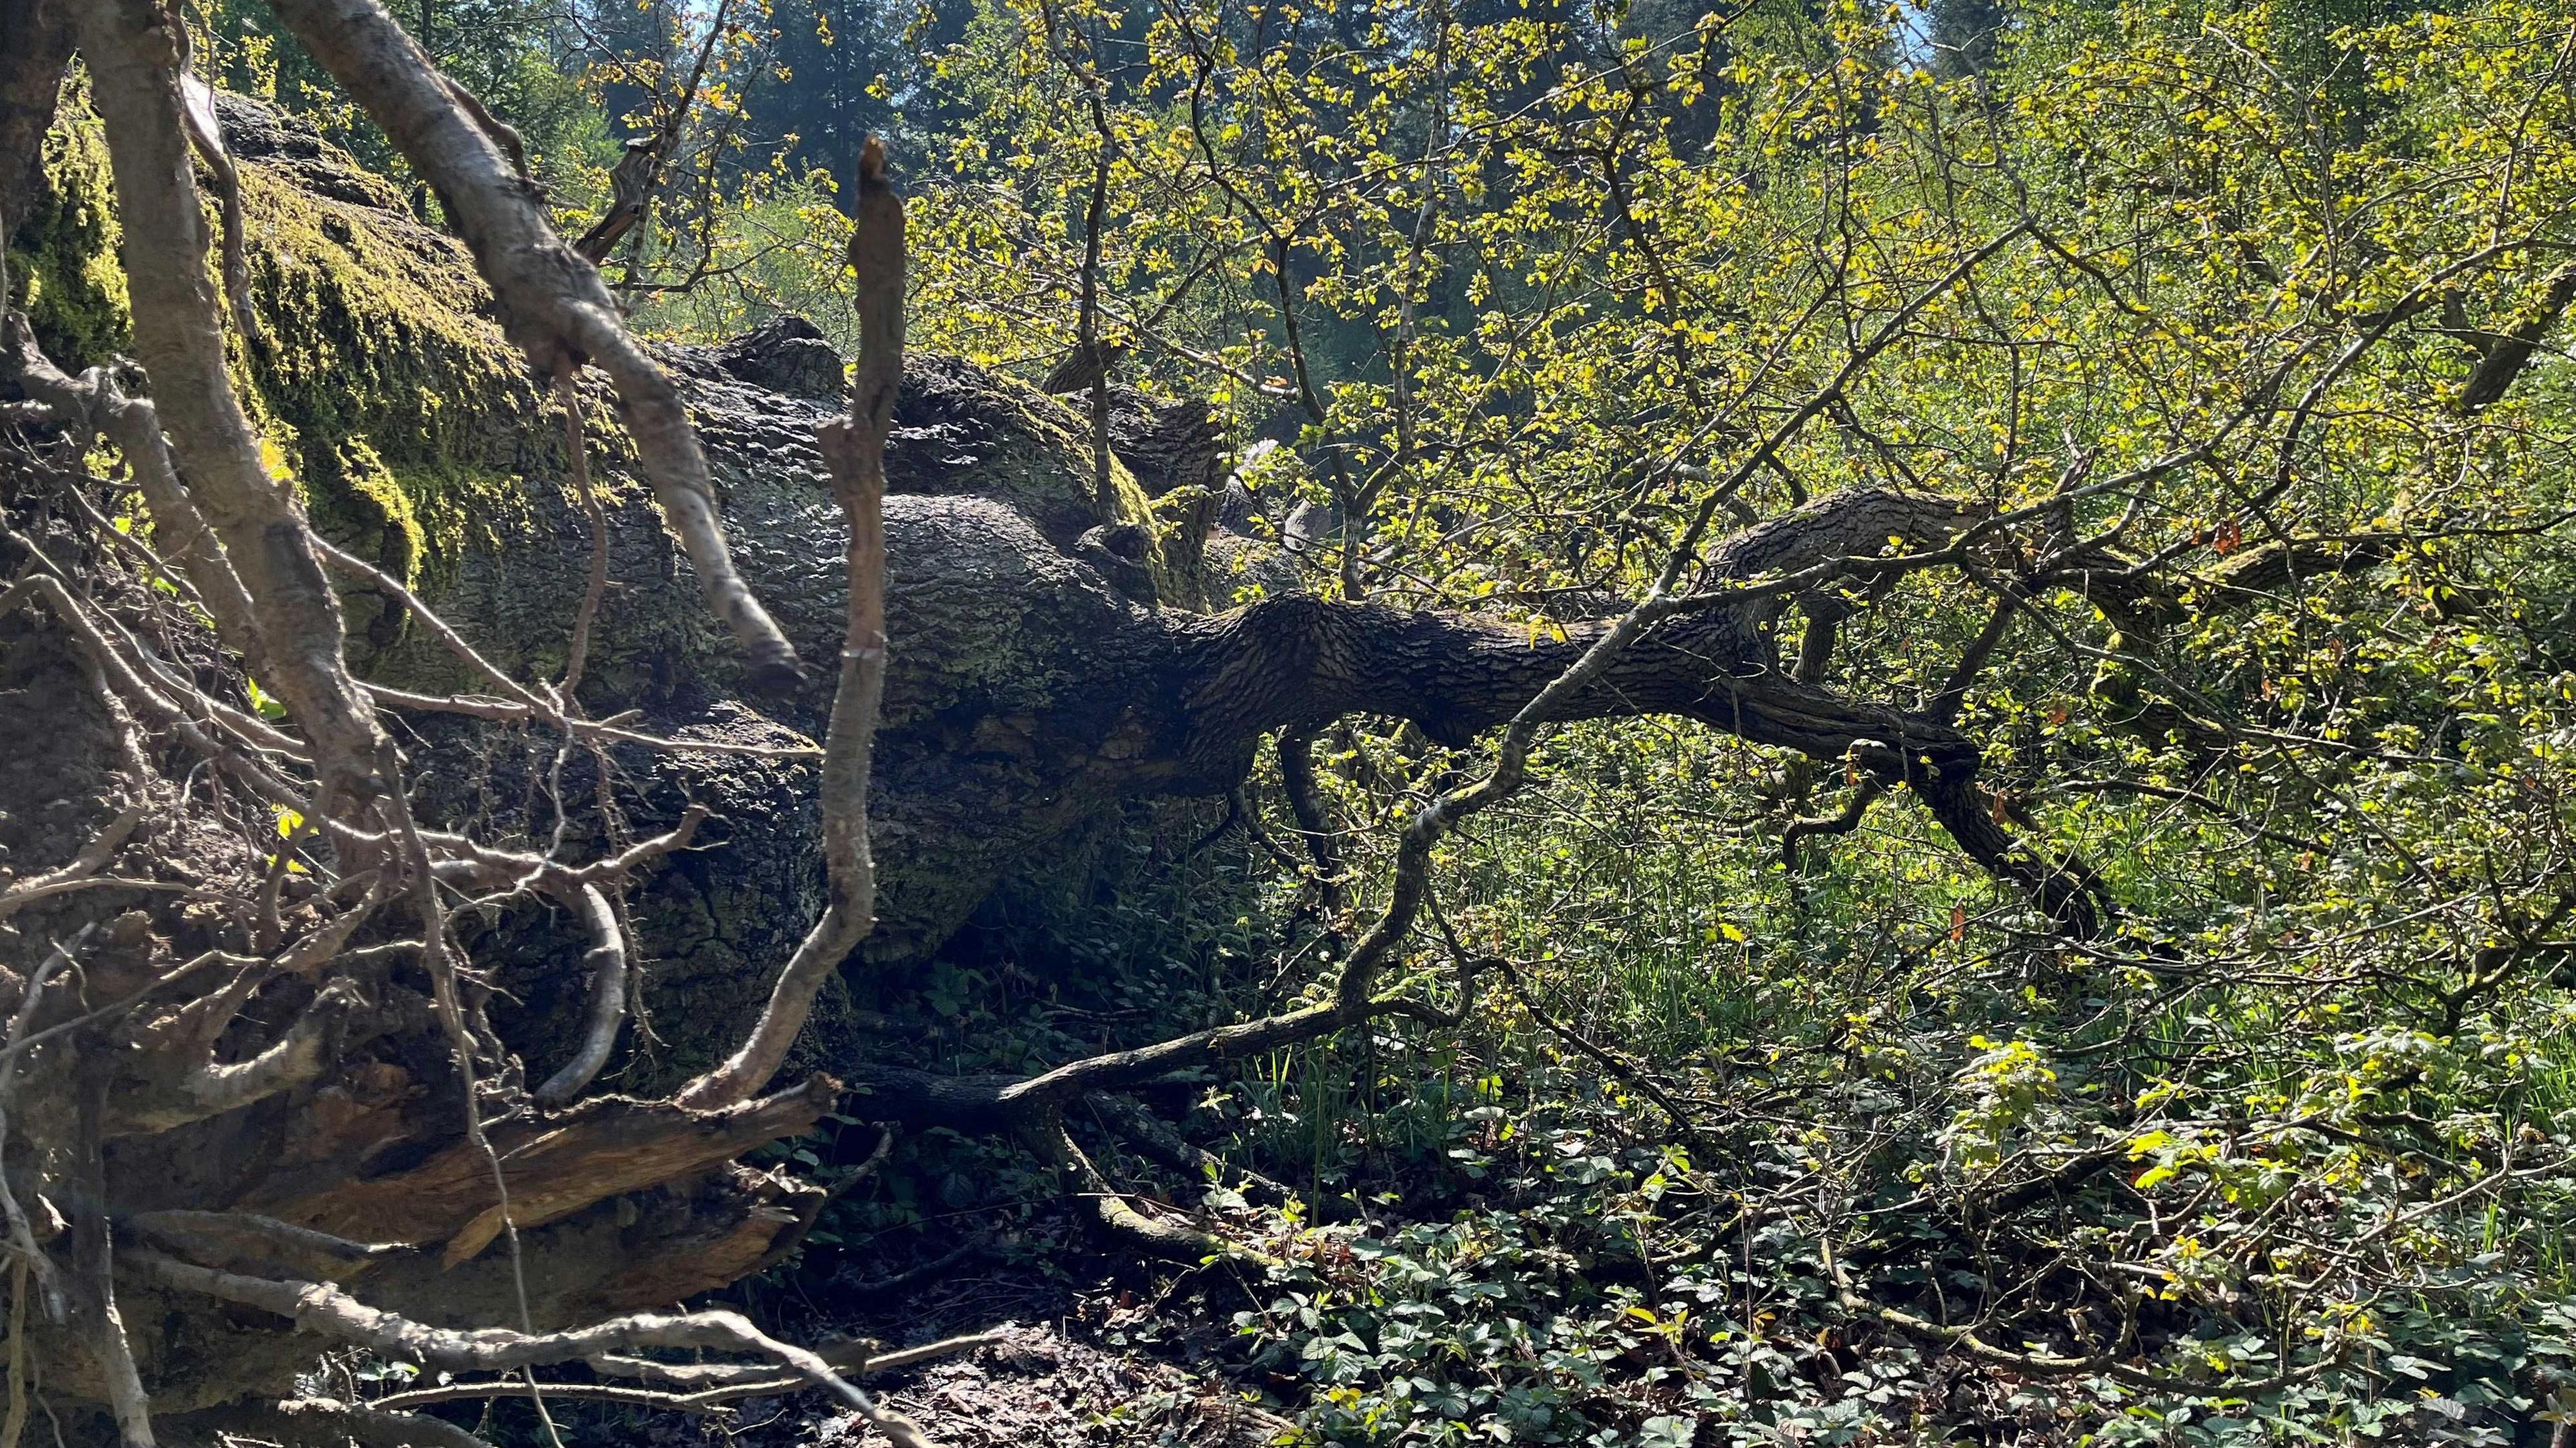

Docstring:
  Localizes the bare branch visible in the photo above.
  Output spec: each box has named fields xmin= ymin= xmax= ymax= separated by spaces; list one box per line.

xmin=1 ymin=314 xmax=264 ymax=666
xmin=126 ymin=1211 xmax=412 ymax=1281
xmin=571 ymin=0 xmax=733 ymax=266
xmin=69 ymin=1078 xmax=154 ymax=1446
xmin=5 ymin=573 xmax=309 ymax=812
xmin=553 ymin=370 xmax=609 ymax=698
xmin=174 ymin=56 xmax=258 ymax=343
xmin=361 ymin=685 xmax=818 ymax=759
xmin=113 ymin=979 xmax=378 ymax=1136
xmin=677 ymin=134 xmax=902 ymax=1111
xmin=370 ymin=1330 xmax=1002 ymax=1414
xmin=0 ymin=930 xmax=78 ymax=1326
xmin=129 ymin=1258 xmax=936 ymax=1447
xmin=531 ymin=885 xmax=627 ymax=1107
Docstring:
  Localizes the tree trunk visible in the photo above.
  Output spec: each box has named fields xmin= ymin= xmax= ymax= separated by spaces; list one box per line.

xmin=0 ymin=86 xmax=2089 ymax=1424
xmin=0 ymin=0 xmax=72 ymax=234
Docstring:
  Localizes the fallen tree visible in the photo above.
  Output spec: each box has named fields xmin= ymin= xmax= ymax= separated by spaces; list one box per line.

xmin=3 ymin=0 xmax=2540 ymax=1437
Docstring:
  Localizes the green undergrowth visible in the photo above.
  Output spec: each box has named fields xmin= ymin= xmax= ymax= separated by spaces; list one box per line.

xmin=747 ymin=698 xmax=2576 ymax=1447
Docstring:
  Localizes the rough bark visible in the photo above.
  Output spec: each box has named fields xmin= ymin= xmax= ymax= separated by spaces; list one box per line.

xmin=0 ymin=0 xmax=72 ymax=234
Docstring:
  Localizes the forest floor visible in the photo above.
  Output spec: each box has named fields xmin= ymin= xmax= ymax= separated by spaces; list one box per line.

xmin=539 ymin=1255 xmax=1291 ymax=1448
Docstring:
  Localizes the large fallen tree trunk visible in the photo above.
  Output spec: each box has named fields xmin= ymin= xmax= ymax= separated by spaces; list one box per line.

xmin=0 ymin=32 xmax=2112 ymax=1433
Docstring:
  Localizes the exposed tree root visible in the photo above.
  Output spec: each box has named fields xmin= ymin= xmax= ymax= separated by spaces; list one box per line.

xmin=530 ymin=884 xmax=627 ymax=1107
xmin=127 ymin=1257 xmax=932 ymax=1447
xmin=176 ymin=1398 xmax=500 ymax=1448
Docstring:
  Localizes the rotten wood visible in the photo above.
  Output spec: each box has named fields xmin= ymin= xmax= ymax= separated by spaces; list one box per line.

xmin=243 ymin=1075 xmax=839 ymax=1264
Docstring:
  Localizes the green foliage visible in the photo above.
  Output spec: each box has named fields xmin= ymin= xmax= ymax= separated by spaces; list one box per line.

xmin=830 ymin=0 xmax=2576 ymax=1441
xmin=57 ymin=0 xmax=2575 ymax=1439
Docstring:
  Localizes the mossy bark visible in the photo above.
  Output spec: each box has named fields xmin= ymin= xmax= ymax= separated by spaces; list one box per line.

xmin=9 ymin=83 xmax=2052 ymax=1098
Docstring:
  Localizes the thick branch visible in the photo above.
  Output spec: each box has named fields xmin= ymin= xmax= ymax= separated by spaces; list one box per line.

xmin=245 ymin=1075 xmax=837 ymax=1264
xmin=1275 ymin=726 xmax=1346 ymax=913
xmin=1162 ymin=490 xmax=2100 ymax=932
xmin=74 ymin=0 xmax=389 ymax=801
xmin=111 ymin=979 xmax=381 ymax=1136
xmin=262 ymin=0 xmax=801 ymax=686
xmin=2457 ymin=262 xmax=2576 ymax=412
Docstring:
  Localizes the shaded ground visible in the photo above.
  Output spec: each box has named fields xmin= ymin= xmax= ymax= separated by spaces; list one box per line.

xmin=480 ymin=1257 xmax=1295 ymax=1448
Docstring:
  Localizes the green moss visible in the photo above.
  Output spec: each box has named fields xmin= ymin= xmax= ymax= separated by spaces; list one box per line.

xmin=13 ymin=91 xmax=540 ymax=632
xmin=312 ymin=437 xmax=421 ymax=573
xmin=4 ymin=80 xmax=128 ymax=367
xmin=229 ymin=162 xmax=540 ymax=597
xmin=918 ymin=368 xmax=1157 ymax=541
